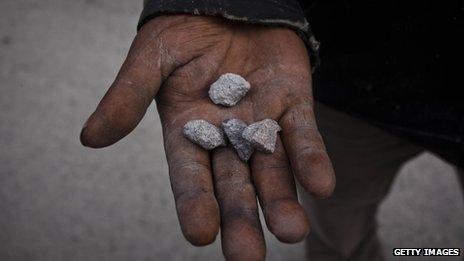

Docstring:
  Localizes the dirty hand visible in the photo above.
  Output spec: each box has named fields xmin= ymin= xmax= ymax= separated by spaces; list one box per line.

xmin=80 ymin=15 xmax=335 ymax=260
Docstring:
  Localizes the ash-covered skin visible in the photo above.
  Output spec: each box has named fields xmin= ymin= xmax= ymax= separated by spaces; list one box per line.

xmin=209 ymin=73 xmax=251 ymax=107
xmin=183 ymin=120 xmax=227 ymax=150
xmin=222 ymin=119 xmax=254 ymax=162
xmin=242 ymin=119 xmax=282 ymax=153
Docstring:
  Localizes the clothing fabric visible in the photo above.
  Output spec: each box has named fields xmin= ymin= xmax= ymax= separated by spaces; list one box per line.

xmin=302 ymin=102 xmax=463 ymax=260
xmin=305 ymin=0 xmax=464 ymax=168
xmin=138 ymin=0 xmax=320 ymax=68
xmin=137 ymin=1 xmax=464 ymax=166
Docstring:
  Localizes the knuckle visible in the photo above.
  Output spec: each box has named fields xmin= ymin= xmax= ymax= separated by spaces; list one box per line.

xmin=297 ymin=146 xmax=328 ymax=165
xmin=252 ymin=163 xmax=288 ymax=173
xmin=170 ymin=160 xmax=210 ymax=176
xmin=215 ymin=178 xmax=255 ymax=196
xmin=175 ymin=187 xmax=212 ymax=204
xmin=283 ymin=124 xmax=317 ymax=138
xmin=262 ymin=196 xmax=294 ymax=210
xmin=279 ymin=103 xmax=314 ymax=132
xmin=222 ymin=207 xmax=257 ymax=222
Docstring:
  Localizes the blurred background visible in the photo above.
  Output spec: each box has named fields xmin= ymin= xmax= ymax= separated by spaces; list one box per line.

xmin=0 ymin=1 xmax=463 ymax=260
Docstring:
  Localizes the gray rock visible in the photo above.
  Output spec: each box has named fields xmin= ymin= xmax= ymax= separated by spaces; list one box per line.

xmin=209 ymin=73 xmax=251 ymax=107
xmin=222 ymin=119 xmax=254 ymax=162
xmin=242 ymin=119 xmax=282 ymax=153
xmin=183 ymin=120 xmax=227 ymax=150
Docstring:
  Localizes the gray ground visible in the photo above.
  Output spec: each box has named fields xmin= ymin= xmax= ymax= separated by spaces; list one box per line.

xmin=0 ymin=1 xmax=463 ymax=260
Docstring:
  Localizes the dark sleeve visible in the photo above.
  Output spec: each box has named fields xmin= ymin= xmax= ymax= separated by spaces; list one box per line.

xmin=138 ymin=0 xmax=320 ymax=69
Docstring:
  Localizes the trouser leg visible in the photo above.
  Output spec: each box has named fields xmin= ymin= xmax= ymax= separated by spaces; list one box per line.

xmin=456 ymin=168 xmax=464 ymax=199
xmin=303 ymin=103 xmax=423 ymax=261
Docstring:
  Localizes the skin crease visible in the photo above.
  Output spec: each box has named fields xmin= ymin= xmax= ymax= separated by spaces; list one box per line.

xmin=80 ymin=15 xmax=336 ymax=261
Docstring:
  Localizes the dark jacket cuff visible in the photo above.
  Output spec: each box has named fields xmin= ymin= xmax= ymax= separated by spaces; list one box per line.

xmin=138 ymin=0 xmax=320 ymax=69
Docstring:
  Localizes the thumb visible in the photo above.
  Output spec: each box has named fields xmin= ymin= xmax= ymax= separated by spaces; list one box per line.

xmin=80 ymin=20 xmax=177 ymax=148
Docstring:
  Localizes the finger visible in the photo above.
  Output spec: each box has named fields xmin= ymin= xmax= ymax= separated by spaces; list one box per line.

xmin=279 ymin=102 xmax=336 ymax=198
xmin=251 ymin=137 xmax=310 ymax=243
xmin=212 ymin=147 xmax=266 ymax=261
xmin=80 ymin=23 xmax=177 ymax=148
xmin=164 ymin=123 xmax=220 ymax=246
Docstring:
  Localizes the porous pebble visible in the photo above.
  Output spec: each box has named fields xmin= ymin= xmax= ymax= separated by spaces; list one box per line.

xmin=209 ymin=73 xmax=250 ymax=107
xmin=183 ymin=120 xmax=227 ymax=150
xmin=242 ymin=119 xmax=281 ymax=153
xmin=222 ymin=119 xmax=254 ymax=162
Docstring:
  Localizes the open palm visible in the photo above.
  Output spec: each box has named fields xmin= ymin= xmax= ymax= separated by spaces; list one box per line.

xmin=81 ymin=15 xmax=335 ymax=260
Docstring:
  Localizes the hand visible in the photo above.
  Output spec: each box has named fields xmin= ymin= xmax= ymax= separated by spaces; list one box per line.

xmin=80 ymin=15 xmax=335 ymax=260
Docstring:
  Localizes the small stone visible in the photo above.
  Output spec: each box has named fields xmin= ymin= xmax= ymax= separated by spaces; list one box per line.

xmin=222 ymin=119 xmax=254 ymax=162
xmin=242 ymin=119 xmax=281 ymax=153
xmin=183 ymin=120 xmax=227 ymax=150
xmin=209 ymin=73 xmax=251 ymax=107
